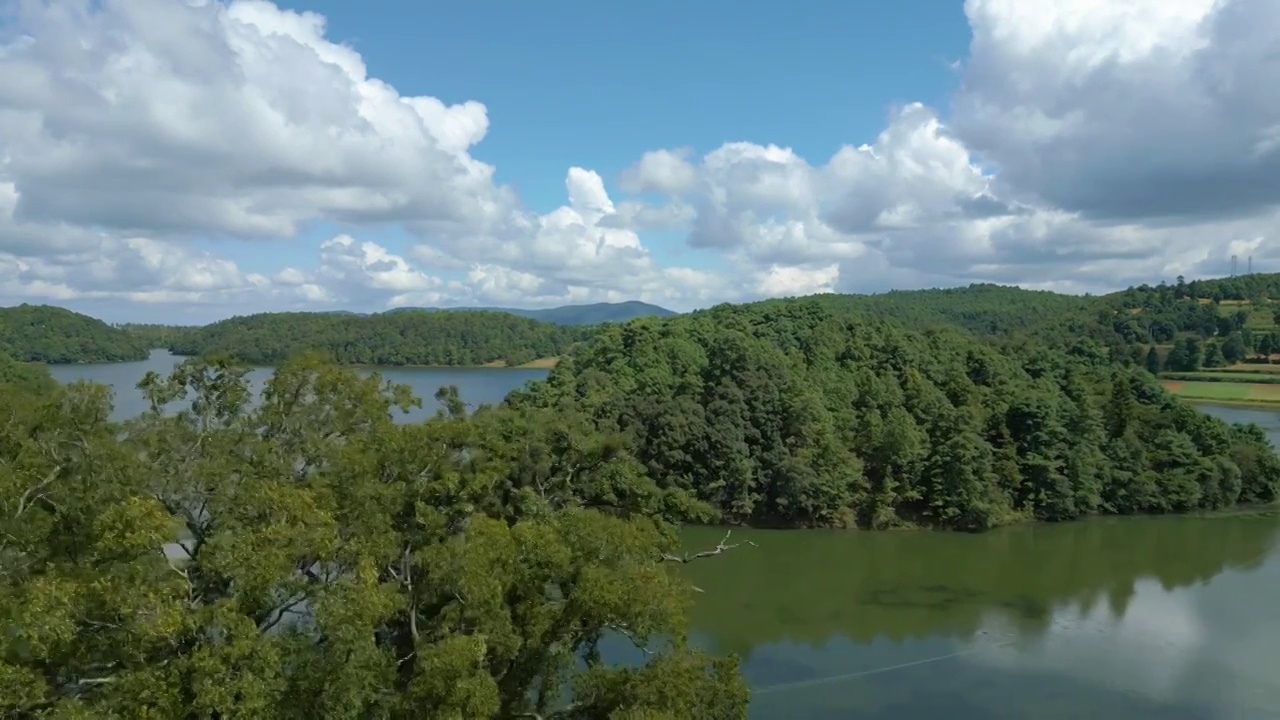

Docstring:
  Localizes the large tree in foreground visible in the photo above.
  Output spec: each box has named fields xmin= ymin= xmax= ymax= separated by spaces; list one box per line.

xmin=0 ymin=356 xmax=747 ymax=718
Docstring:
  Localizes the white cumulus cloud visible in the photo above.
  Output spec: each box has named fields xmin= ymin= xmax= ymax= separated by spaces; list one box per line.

xmin=0 ymin=0 xmax=1276 ymax=322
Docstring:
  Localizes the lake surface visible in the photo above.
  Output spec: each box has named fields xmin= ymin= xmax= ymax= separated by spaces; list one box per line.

xmin=49 ymin=356 xmax=1280 ymax=718
xmin=47 ymin=349 xmax=551 ymax=422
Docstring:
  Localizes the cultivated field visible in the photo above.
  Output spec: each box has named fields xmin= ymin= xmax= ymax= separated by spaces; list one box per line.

xmin=1161 ymin=380 xmax=1280 ymax=406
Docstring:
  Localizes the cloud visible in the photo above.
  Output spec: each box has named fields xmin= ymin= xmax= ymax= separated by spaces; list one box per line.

xmin=968 ymin=580 xmax=1207 ymax=706
xmin=0 ymin=0 xmax=1277 ymax=321
xmin=0 ymin=0 xmax=728 ymax=316
xmin=954 ymin=0 xmax=1280 ymax=223
xmin=0 ymin=0 xmax=508 ymax=240
xmin=617 ymin=0 xmax=1280 ymax=294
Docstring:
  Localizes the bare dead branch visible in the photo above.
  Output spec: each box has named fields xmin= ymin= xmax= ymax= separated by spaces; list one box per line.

xmin=607 ymin=623 xmax=653 ymax=656
xmin=14 ymin=466 xmax=60 ymax=518
xmin=403 ymin=546 xmax=420 ymax=642
xmin=258 ymin=594 xmax=310 ymax=633
xmin=659 ymin=529 xmax=755 ymax=564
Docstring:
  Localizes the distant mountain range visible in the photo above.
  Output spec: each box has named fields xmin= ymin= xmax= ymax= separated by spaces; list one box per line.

xmin=385 ymin=300 xmax=676 ymax=326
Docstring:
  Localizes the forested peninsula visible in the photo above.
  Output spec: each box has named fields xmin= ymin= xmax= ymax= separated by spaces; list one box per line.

xmin=165 ymin=310 xmax=591 ymax=367
xmin=0 ymin=304 xmax=149 ymax=364
xmin=510 ymin=301 xmax=1280 ymax=530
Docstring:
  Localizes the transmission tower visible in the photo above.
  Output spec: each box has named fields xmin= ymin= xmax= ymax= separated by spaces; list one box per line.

xmin=1232 ymin=255 xmax=1238 ymax=277
xmin=1249 ymin=255 xmax=1253 ymax=275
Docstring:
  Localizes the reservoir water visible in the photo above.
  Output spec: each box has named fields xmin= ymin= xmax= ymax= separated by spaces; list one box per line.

xmin=49 ymin=351 xmax=1280 ymax=718
xmin=48 ymin=349 xmax=551 ymax=423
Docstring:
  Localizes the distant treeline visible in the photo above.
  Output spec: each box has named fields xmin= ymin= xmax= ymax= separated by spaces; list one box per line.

xmin=16 ymin=272 xmax=1280 ymax=368
xmin=164 ymin=310 xmax=592 ymax=367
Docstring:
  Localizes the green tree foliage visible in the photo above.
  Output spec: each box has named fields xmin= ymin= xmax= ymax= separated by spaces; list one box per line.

xmin=1165 ymin=336 xmax=1203 ymax=372
xmin=387 ymin=301 xmax=676 ymax=326
xmin=1144 ymin=346 xmax=1162 ymax=374
xmin=118 ymin=323 xmax=198 ymax=349
xmin=1221 ymin=332 xmax=1248 ymax=364
xmin=1259 ymin=333 xmax=1277 ymax=358
xmin=0 ymin=353 xmax=58 ymax=395
xmin=759 ymin=284 xmax=1100 ymax=339
xmin=510 ymin=302 xmax=1280 ymax=531
xmin=0 ymin=356 xmax=747 ymax=718
xmin=169 ymin=311 xmax=591 ymax=367
xmin=0 ymin=305 xmax=150 ymax=364
xmin=1102 ymin=274 xmax=1280 ymax=353
xmin=1202 ymin=340 xmax=1227 ymax=368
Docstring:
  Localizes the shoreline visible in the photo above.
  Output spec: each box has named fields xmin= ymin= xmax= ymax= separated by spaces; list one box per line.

xmin=684 ymin=502 xmax=1280 ymax=536
xmin=43 ymin=349 xmax=562 ymax=371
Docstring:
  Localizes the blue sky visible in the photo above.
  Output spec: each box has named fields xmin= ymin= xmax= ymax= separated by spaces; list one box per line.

xmin=259 ymin=0 xmax=970 ymax=278
xmin=277 ymin=0 xmax=969 ymax=205
xmin=1 ymin=0 xmax=1277 ymax=323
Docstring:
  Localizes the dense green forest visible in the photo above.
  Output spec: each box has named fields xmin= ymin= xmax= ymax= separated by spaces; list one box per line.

xmin=0 ymin=353 xmax=746 ymax=717
xmin=783 ymin=284 xmax=1102 ymax=339
xmin=1090 ymin=273 xmax=1280 ymax=373
xmin=116 ymin=323 xmax=198 ymax=350
xmin=388 ymin=300 xmax=676 ymax=326
xmin=168 ymin=310 xmax=591 ymax=366
xmin=0 ymin=352 xmax=58 ymax=395
xmin=22 ymin=274 xmax=1280 ymax=371
xmin=509 ymin=300 xmax=1280 ymax=531
xmin=0 ymin=305 xmax=150 ymax=364
xmin=8 ymin=276 xmax=1280 ymax=717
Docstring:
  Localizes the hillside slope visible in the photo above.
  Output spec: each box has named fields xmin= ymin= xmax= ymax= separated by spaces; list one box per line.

xmin=168 ymin=310 xmax=590 ymax=366
xmin=388 ymin=300 xmax=676 ymax=325
xmin=509 ymin=300 xmax=1280 ymax=530
xmin=0 ymin=305 xmax=150 ymax=363
xmin=741 ymin=284 xmax=1101 ymax=338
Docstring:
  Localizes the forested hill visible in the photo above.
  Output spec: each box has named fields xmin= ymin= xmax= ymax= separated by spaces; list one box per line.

xmin=0 ymin=304 xmax=150 ymax=363
xmin=509 ymin=300 xmax=1280 ymax=531
xmin=1102 ymin=273 xmax=1280 ymax=346
xmin=117 ymin=323 xmax=198 ymax=349
xmin=1111 ymin=272 xmax=1280 ymax=305
xmin=387 ymin=300 xmax=676 ymax=325
xmin=759 ymin=284 xmax=1101 ymax=338
xmin=168 ymin=310 xmax=590 ymax=366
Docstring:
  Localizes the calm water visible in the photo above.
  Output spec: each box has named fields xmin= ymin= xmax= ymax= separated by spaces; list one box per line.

xmin=49 ymin=355 xmax=1280 ymax=718
xmin=47 ymin=349 xmax=551 ymax=422
xmin=676 ymin=405 xmax=1280 ymax=720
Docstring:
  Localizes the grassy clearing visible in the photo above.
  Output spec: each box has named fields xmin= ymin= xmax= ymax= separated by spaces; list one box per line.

xmin=1161 ymin=379 xmax=1280 ymax=406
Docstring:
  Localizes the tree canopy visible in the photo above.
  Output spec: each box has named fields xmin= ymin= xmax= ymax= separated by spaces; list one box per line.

xmin=167 ymin=311 xmax=591 ymax=367
xmin=0 ymin=305 xmax=150 ymax=364
xmin=0 ymin=354 xmax=747 ymax=718
xmin=767 ymin=284 xmax=1102 ymax=339
xmin=387 ymin=301 xmax=676 ymax=326
xmin=6 ymin=276 xmax=1280 ymax=716
xmin=509 ymin=301 xmax=1280 ymax=531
